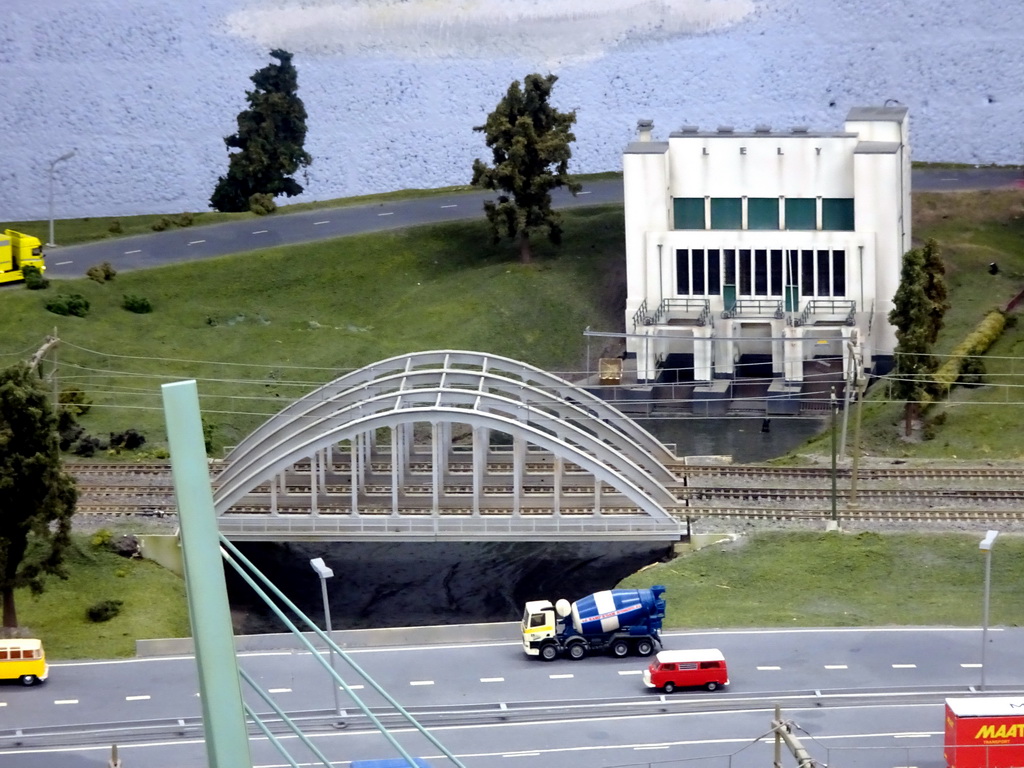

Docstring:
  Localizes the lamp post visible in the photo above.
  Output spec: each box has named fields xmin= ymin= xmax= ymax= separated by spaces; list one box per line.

xmin=47 ymin=149 xmax=77 ymax=247
xmin=830 ymin=386 xmax=838 ymax=527
xmin=309 ymin=557 xmax=342 ymax=719
xmin=979 ymin=530 xmax=999 ymax=691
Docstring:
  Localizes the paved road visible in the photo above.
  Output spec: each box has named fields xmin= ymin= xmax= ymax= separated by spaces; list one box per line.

xmin=3 ymin=627 xmax=1022 ymax=767
xmin=42 ymin=168 xmax=1024 ymax=280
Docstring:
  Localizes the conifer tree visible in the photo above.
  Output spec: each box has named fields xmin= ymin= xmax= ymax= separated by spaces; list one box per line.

xmin=471 ymin=73 xmax=581 ymax=263
xmin=210 ymin=49 xmax=312 ymax=213
xmin=0 ymin=363 xmax=77 ymax=629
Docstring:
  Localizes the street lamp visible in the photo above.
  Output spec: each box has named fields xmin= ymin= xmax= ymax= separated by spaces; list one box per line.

xmin=47 ymin=149 xmax=76 ymax=247
xmin=310 ymin=557 xmax=342 ymax=719
xmin=979 ymin=530 xmax=999 ymax=691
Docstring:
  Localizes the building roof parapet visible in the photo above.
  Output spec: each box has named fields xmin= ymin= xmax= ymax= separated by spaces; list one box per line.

xmin=854 ymin=140 xmax=903 ymax=154
xmin=846 ymin=105 xmax=909 ymax=122
xmin=624 ymin=141 xmax=669 ymax=154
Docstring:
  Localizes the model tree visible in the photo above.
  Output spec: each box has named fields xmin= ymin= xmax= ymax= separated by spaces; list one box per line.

xmin=0 ymin=363 xmax=77 ymax=629
xmin=887 ymin=243 xmax=948 ymax=436
xmin=210 ymin=49 xmax=312 ymax=213
xmin=472 ymin=73 xmax=582 ymax=263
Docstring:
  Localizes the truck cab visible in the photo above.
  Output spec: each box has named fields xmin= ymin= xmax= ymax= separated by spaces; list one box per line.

xmin=521 ymin=599 xmax=558 ymax=658
xmin=1 ymin=230 xmax=46 ymax=284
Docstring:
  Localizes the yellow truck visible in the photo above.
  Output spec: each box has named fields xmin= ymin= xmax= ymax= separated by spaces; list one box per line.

xmin=0 ymin=229 xmax=46 ymax=284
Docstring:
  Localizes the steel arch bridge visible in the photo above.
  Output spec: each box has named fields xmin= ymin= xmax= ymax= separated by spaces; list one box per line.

xmin=212 ymin=350 xmax=687 ymax=541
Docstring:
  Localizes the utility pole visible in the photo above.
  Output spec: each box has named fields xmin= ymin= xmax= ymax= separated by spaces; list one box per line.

xmin=772 ymin=704 xmax=819 ymax=768
xmin=830 ymin=386 xmax=838 ymax=527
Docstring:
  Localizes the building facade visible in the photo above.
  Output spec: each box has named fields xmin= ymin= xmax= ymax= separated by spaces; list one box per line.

xmin=622 ymin=105 xmax=909 ymax=411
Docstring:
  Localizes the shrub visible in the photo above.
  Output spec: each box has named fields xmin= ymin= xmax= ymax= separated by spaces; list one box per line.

xmin=108 ymin=219 xmax=123 ymax=234
xmin=72 ymin=435 xmax=105 ymax=457
xmin=22 ymin=265 xmax=50 ymax=290
xmin=59 ymin=387 xmax=92 ymax=416
xmin=958 ymin=356 xmax=987 ymax=387
xmin=45 ymin=294 xmax=90 ymax=317
xmin=932 ymin=310 xmax=1005 ymax=395
xmin=122 ymin=294 xmax=153 ymax=314
xmin=86 ymin=261 xmax=117 ymax=283
xmin=110 ymin=429 xmax=146 ymax=451
xmin=91 ymin=529 xmax=113 ymax=549
xmin=86 ymin=600 xmax=123 ymax=623
xmin=151 ymin=216 xmax=173 ymax=232
xmin=176 ymin=212 xmax=195 ymax=227
xmin=249 ymin=192 xmax=277 ymax=215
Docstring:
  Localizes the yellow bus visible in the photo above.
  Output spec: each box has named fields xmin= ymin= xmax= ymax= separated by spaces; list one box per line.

xmin=0 ymin=638 xmax=48 ymax=686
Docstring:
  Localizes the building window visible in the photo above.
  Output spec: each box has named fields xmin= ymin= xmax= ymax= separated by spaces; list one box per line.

xmin=832 ymin=250 xmax=846 ymax=295
xmin=675 ymin=249 xmax=722 ymax=296
xmin=748 ymin=198 xmax=780 ymax=230
xmin=754 ymin=249 xmax=768 ymax=295
xmin=770 ymin=249 xmax=783 ymax=296
xmin=673 ymin=198 xmax=705 ymax=229
xmin=723 ymin=249 xmax=736 ymax=286
xmin=676 ymin=249 xmax=690 ymax=293
xmin=798 ymin=248 xmax=847 ymax=297
xmin=692 ymin=249 xmax=706 ymax=294
xmin=739 ymin=249 xmax=752 ymax=294
xmin=785 ymin=199 xmax=817 ymax=230
xmin=707 ymin=249 xmax=721 ymax=295
xmin=710 ymin=198 xmax=742 ymax=229
xmin=817 ymin=250 xmax=831 ymax=295
xmin=822 ymin=198 xmax=855 ymax=230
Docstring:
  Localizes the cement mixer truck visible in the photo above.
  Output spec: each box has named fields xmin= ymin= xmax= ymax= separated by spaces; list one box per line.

xmin=521 ymin=586 xmax=667 ymax=660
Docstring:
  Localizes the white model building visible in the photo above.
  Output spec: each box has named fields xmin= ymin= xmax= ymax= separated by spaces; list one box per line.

xmin=622 ymin=105 xmax=909 ymax=413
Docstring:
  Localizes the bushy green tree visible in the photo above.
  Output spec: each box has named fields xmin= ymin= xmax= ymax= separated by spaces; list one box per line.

xmin=888 ymin=246 xmax=946 ymax=435
xmin=0 ymin=363 xmax=77 ymax=628
xmin=471 ymin=73 xmax=581 ymax=263
xmin=210 ymin=49 xmax=312 ymax=213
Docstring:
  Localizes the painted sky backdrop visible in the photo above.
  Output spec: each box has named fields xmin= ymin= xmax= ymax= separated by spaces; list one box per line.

xmin=2 ymin=0 xmax=1021 ymax=219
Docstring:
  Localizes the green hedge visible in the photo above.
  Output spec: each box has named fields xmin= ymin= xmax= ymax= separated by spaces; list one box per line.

xmin=932 ymin=310 xmax=1006 ymax=395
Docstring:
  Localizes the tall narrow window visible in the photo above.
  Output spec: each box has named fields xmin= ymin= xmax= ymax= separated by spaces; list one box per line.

xmin=692 ymin=249 xmax=706 ymax=294
xmin=769 ymin=250 xmax=783 ymax=296
xmin=707 ymin=249 xmax=721 ymax=294
xmin=739 ymin=249 xmax=752 ymax=295
xmin=801 ymin=250 xmax=814 ymax=296
xmin=676 ymin=249 xmax=690 ymax=294
xmin=817 ymin=250 xmax=831 ymax=296
xmin=754 ymin=249 xmax=768 ymax=295
xmin=832 ymin=250 xmax=846 ymax=296
xmin=724 ymin=249 xmax=736 ymax=285
xmin=673 ymin=199 xmax=705 ymax=229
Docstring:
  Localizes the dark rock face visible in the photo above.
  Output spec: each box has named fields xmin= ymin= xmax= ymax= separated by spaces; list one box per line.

xmin=224 ymin=540 xmax=673 ymax=634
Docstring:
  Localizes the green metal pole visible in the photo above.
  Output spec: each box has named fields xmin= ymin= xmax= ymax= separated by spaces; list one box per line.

xmin=162 ymin=380 xmax=252 ymax=768
xmin=830 ymin=386 xmax=838 ymax=525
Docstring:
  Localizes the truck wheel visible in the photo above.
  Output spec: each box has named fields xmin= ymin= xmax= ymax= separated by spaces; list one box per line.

xmin=611 ymin=640 xmax=630 ymax=658
xmin=540 ymin=644 xmax=558 ymax=661
xmin=705 ymin=681 xmax=719 ymax=691
xmin=635 ymin=639 xmax=654 ymax=657
xmin=567 ymin=643 xmax=586 ymax=660
xmin=19 ymin=675 xmax=38 ymax=686
xmin=662 ymin=682 xmax=676 ymax=694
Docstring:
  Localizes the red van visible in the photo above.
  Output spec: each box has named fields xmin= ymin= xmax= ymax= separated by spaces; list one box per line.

xmin=643 ymin=649 xmax=729 ymax=693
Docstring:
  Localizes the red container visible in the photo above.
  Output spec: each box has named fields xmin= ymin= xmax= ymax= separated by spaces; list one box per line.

xmin=945 ymin=697 xmax=1024 ymax=768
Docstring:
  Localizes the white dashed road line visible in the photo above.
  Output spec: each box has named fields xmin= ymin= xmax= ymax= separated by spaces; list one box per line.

xmin=410 ymin=680 xmax=434 ymax=686
xmin=187 ymin=240 xmax=206 ymax=245
xmin=378 ymin=212 xmax=394 ymax=217
xmin=55 ymin=699 xmax=79 ymax=705
xmin=54 ymin=260 xmax=74 ymax=265
xmin=252 ymin=230 xmax=268 ymax=234
xmin=480 ymin=677 xmax=505 ymax=683
xmin=892 ymin=664 xmax=917 ymax=669
xmin=268 ymin=688 xmax=292 ymax=694
xmin=125 ymin=249 xmax=141 ymax=254
xmin=441 ymin=204 xmax=458 ymax=208
xmin=824 ymin=665 xmax=848 ymax=670
xmin=549 ymin=673 xmax=574 ymax=679
xmin=125 ymin=695 xmax=151 ymax=701
xmin=757 ymin=666 xmax=781 ymax=671
xmin=313 ymin=220 xmax=330 ymax=225
xmin=578 ymin=190 xmax=592 ymax=195
xmin=961 ymin=663 xmax=982 ymax=668
xmin=618 ymin=670 xmax=643 ymax=676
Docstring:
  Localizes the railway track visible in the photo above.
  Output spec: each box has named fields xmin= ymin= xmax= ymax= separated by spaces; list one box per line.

xmin=66 ymin=461 xmax=1024 ymax=524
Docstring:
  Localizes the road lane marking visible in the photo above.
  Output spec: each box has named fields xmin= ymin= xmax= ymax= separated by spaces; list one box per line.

xmin=410 ymin=680 xmax=434 ymax=686
xmin=313 ymin=220 xmax=330 ymax=225
xmin=618 ymin=670 xmax=643 ymax=675
xmin=187 ymin=240 xmax=206 ymax=245
xmin=578 ymin=190 xmax=592 ymax=195
xmin=961 ymin=663 xmax=982 ymax=668
xmin=0 ymin=702 xmax=6 ymax=707
xmin=54 ymin=260 xmax=74 ymax=265
xmin=346 ymin=684 xmax=364 ymax=690
xmin=125 ymin=695 xmax=151 ymax=701
xmin=268 ymin=688 xmax=292 ymax=694
xmin=941 ymin=177 xmax=958 ymax=181
xmin=378 ymin=212 xmax=395 ymax=217
xmin=55 ymin=699 xmax=79 ymax=705
xmin=252 ymin=230 xmax=268 ymax=234
xmin=757 ymin=666 xmax=781 ymax=671
xmin=441 ymin=204 xmax=458 ymax=208
xmin=895 ymin=734 xmax=931 ymax=739
xmin=480 ymin=677 xmax=505 ymax=683
xmin=502 ymin=752 xmax=541 ymax=758
xmin=125 ymin=249 xmax=141 ymax=254
xmin=634 ymin=746 xmax=670 ymax=750
xmin=824 ymin=665 xmax=848 ymax=670
xmin=549 ymin=673 xmax=574 ymax=679
xmin=892 ymin=664 xmax=917 ymax=669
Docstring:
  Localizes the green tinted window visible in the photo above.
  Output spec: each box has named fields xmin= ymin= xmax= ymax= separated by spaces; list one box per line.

xmin=785 ymin=199 xmax=816 ymax=230
xmin=822 ymin=198 xmax=855 ymax=230
xmin=748 ymin=198 xmax=780 ymax=230
xmin=673 ymin=198 xmax=705 ymax=229
xmin=710 ymin=198 xmax=742 ymax=230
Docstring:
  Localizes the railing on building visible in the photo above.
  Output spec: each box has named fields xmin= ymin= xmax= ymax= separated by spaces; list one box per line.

xmin=722 ymin=299 xmax=784 ymax=319
xmin=790 ymin=299 xmax=857 ymax=326
xmin=633 ymin=298 xmax=712 ymax=329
